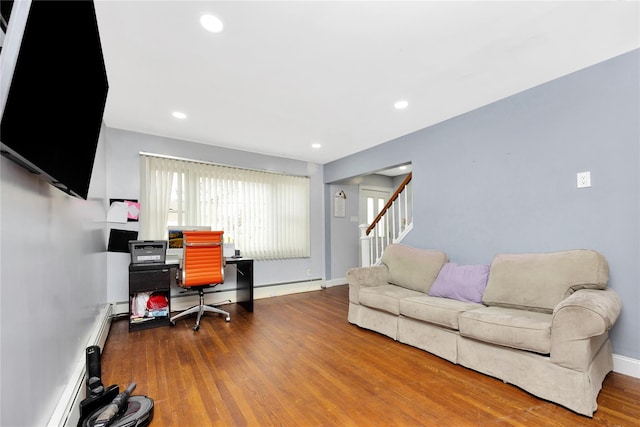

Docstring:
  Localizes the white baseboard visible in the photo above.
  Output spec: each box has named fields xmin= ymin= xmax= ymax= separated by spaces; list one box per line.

xmin=613 ymin=354 xmax=640 ymax=379
xmin=48 ymin=303 xmax=113 ymax=427
xmin=324 ymin=278 xmax=346 ymax=288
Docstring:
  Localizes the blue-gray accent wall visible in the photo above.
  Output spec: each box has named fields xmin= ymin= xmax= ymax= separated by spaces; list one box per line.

xmin=325 ymin=49 xmax=640 ymax=360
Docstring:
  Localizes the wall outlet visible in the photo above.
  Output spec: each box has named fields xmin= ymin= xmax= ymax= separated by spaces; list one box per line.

xmin=577 ymin=171 xmax=591 ymax=188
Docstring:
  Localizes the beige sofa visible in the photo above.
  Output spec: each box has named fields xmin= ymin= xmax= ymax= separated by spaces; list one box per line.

xmin=347 ymin=244 xmax=622 ymax=417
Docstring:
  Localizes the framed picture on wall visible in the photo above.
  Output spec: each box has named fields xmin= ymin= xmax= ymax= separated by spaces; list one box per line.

xmin=334 ymin=190 xmax=346 ymax=218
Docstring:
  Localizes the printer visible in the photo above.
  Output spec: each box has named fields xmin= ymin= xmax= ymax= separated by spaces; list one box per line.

xmin=128 ymin=240 xmax=167 ymax=265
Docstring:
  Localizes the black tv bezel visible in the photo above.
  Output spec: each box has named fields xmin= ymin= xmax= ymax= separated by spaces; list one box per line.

xmin=0 ymin=0 xmax=109 ymax=199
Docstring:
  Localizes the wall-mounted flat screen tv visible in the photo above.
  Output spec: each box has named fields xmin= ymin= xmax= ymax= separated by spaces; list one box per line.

xmin=0 ymin=0 xmax=108 ymax=199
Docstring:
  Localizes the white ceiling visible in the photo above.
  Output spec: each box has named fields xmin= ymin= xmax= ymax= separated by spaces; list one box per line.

xmin=94 ymin=1 xmax=639 ymax=165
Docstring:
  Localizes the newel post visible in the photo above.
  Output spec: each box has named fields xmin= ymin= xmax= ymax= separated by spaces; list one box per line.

xmin=359 ymin=224 xmax=371 ymax=267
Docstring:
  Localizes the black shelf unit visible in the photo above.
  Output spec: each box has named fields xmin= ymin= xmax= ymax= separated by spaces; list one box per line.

xmin=128 ymin=263 xmax=172 ymax=332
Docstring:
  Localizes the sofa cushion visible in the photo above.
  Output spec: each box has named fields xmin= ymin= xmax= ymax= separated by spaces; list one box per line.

xmin=428 ymin=262 xmax=490 ymax=304
xmin=359 ymin=284 xmax=423 ymax=315
xmin=458 ymin=306 xmax=552 ymax=354
xmin=400 ymin=295 xmax=483 ymax=330
xmin=482 ymin=250 xmax=609 ymax=313
xmin=381 ymin=244 xmax=448 ymax=293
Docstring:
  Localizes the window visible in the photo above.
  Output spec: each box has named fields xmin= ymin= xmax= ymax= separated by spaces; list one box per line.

xmin=139 ymin=154 xmax=310 ymax=260
xmin=367 ymin=195 xmax=386 ymax=237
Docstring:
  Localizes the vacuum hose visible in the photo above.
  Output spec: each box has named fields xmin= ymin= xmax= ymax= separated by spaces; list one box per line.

xmin=92 ymin=382 xmax=137 ymax=427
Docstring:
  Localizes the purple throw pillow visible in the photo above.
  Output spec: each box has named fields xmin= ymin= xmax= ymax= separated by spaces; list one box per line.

xmin=428 ymin=262 xmax=490 ymax=304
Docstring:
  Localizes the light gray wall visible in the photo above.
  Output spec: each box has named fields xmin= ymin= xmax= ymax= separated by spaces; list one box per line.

xmin=104 ymin=128 xmax=326 ymax=302
xmin=324 ymin=49 xmax=640 ymax=360
xmin=327 ymin=183 xmax=360 ymax=280
xmin=0 ymin=126 xmax=108 ymax=426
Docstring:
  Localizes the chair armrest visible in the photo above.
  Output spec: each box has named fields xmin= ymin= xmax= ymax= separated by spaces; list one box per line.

xmin=346 ymin=265 xmax=388 ymax=304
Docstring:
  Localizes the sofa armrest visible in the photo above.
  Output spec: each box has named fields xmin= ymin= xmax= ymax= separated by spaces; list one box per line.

xmin=550 ymin=288 xmax=622 ymax=370
xmin=346 ymin=265 xmax=388 ymax=304
xmin=553 ymin=288 xmax=622 ymax=334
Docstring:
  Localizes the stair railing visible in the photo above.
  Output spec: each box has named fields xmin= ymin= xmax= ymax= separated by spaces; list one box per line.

xmin=359 ymin=172 xmax=413 ymax=266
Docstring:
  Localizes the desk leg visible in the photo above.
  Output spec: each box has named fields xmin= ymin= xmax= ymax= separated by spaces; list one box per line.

xmin=235 ymin=260 xmax=254 ymax=312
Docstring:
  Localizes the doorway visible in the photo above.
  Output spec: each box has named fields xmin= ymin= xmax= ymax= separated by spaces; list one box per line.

xmin=359 ymin=186 xmax=391 ymax=230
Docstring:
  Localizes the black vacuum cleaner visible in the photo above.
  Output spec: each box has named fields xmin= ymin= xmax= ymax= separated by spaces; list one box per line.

xmin=78 ymin=346 xmax=154 ymax=427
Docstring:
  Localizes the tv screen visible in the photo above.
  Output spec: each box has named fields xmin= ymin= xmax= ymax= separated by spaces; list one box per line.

xmin=0 ymin=0 xmax=108 ymax=199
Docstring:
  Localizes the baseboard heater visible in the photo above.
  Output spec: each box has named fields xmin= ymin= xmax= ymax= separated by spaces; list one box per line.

xmin=253 ymin=277 xmax=324 ymax=299
xmin=173 ymin=277 xmax=325 ymax=310
xmin=113 ymin=277 xmax=326 ymax=315
xmin=256 ymin=277 xmax=324 ymax=288
xmin=47 ymin=303 xmax=113 ymax=427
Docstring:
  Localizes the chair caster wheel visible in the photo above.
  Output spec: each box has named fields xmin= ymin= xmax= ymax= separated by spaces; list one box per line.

xmin=225 ymin=316 xmax=231 ymax=322
xmin=170 ymin=321 xmax=175 ymax=327
xmin=193 ymin=325 xmax=200 ymax=331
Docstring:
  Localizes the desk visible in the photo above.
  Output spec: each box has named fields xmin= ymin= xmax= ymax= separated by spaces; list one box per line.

xmin=225 ymin=257 xmax=254 ymax=312
xmin=166 ymin=257 xmax=254 ymax=313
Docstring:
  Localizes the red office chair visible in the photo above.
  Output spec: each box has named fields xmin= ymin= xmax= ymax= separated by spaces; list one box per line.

xmin=169 ymin=230 xmax=230 ymax=331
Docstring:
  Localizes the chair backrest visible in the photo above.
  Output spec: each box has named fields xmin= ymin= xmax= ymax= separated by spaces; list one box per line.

xmin=181 ymin=230 xmax=225 ymax=287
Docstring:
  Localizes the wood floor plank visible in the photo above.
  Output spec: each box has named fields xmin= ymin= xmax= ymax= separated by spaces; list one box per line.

xmin=99 ymin=285 xmax=640 ymax=426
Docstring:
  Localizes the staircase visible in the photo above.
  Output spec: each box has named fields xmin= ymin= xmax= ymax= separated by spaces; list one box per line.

xmin=359 ymin=172 xmax=413 ymax=266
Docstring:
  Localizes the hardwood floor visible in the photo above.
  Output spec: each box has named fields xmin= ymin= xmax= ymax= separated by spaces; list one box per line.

xmin=100 ymin=285 xmax=639 ymax=426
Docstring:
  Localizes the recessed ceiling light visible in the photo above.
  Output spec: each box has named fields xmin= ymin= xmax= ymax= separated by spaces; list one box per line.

xmin=394 ymin=100 xmax=409 ymax=110
xmin=172 ymin=111 xmax=187 ymax=119
xmin=200 ymin=14 xmax=224 ymax=33
xmin=311 ymin=143 xmax=322 ymax=149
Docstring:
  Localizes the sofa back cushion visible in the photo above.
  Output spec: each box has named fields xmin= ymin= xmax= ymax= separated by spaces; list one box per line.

xmin=482 ymin=249 xmax=609 ymax=313
xmin=381 ymin=244 xmax=448 ymax=293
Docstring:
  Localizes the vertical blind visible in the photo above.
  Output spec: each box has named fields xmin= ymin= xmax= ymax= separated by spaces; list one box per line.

xmin=139 ymin=154 xmax=311 ymax=260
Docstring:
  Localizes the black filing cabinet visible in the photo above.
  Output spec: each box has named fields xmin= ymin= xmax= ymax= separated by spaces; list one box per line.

xmin=128 ymin=263 xmax=172 ymax=331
